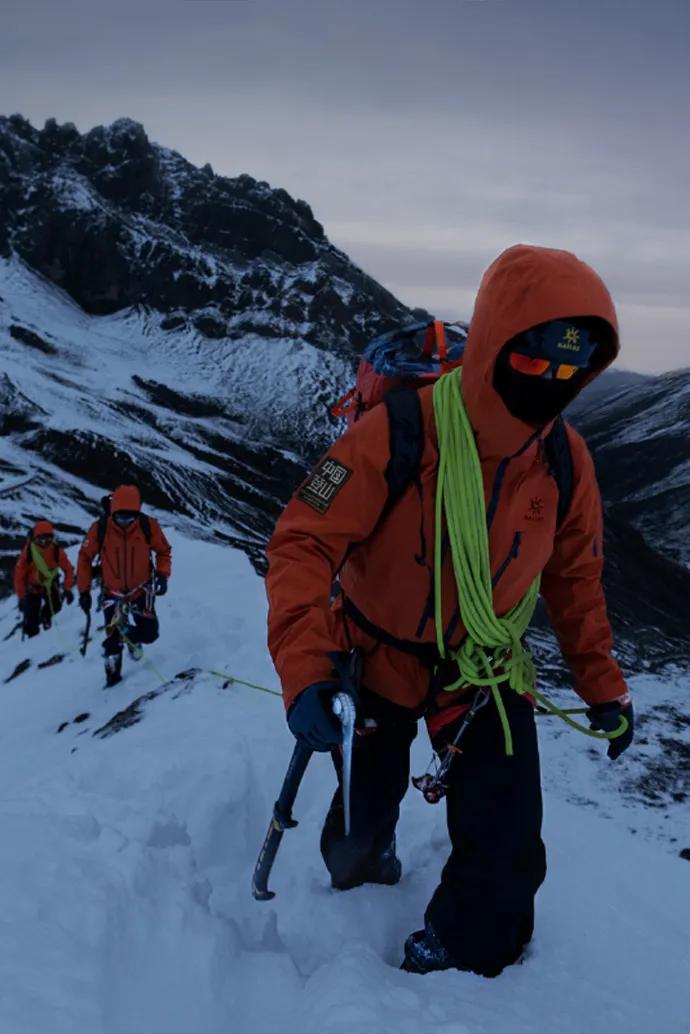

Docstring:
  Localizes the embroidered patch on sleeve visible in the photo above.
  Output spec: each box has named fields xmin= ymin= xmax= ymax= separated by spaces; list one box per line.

xmin=298 ymin=458 xmax=353 ymax=513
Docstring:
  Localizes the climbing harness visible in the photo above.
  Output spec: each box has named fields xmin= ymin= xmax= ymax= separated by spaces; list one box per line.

xmin=412 ymin=687 xmax=491 ymax=803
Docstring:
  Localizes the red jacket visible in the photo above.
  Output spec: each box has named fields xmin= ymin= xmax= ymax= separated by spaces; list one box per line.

xmin=77 ymin=516 xmax=171 ymax=595
xmin=266 ymin=245 xmax=628 ymax=719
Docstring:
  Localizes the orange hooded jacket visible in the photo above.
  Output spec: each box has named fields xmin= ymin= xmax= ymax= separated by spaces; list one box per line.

xmin=266 ymin=245 xmax=628 ymax=720
xmin=77 ymin=485 xmax=172 ymax=596
xmin=14 ymin=520 xmax=75 ymax=597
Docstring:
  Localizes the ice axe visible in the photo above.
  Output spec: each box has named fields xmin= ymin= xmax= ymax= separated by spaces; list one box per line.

xmin=80 ymin=610 xmax=92 ymax=657
xmin=251 ymin=649 xmax=362 ymax=901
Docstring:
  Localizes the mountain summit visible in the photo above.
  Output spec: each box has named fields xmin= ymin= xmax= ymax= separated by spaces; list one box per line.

xmin=0 ymin=114 xmax=414 ymax=353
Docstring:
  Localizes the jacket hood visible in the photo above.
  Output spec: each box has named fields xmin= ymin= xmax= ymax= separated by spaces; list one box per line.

xmin=462 ymin=244 xmax=619 ymax=458
xmin=33 ymin=520 xmax=54 ymax=538
xmin=111 ymin=485 xmax=141 ymax=512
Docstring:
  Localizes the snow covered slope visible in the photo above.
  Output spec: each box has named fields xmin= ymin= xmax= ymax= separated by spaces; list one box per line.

xmin=0 ymin=253 xmax=351 ymax=588
xmin=0 ymin=530 xmax=688 ymax=1034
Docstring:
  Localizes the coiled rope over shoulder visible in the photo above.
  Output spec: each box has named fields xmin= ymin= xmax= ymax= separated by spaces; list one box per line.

xmin=431 ymin=367 xmax=628 ymax=754
xmin=432 ymin=368 xmax=540 ymax=754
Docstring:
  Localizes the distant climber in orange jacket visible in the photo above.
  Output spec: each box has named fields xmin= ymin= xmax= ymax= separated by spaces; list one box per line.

xmin=14 ymin=519 xmax=75 ymax=638
xmin=77 ymin=485 xmax=172 ymax=687
xmin=266 ymin=244 xmax=634 ymax=978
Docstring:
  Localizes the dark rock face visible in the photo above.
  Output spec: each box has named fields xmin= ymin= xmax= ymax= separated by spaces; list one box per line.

xmin=601 ymin=510 xmax=690 ymax=667
xmin=573 ymin=369 xmax=690 ymax=565
xmin=9 ymin=325 xmax=58 ymax=355
xmin=0 ymin=114 xmax=414 ymax=357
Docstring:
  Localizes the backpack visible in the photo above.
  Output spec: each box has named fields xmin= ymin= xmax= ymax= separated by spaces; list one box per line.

xmin=332 ymin=319 xmax=574 ymax=527
xmin=332 ymin=319 xmax=468 ymax=426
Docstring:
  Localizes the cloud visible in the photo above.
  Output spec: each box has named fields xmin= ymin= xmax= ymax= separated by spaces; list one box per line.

xmin=1 ymin=0 xmax=688 ymax=372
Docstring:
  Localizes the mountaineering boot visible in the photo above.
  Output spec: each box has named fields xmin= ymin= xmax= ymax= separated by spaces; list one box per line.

xmin=331 ymin=838 xmax=402 ymax=891
xmin=104 ymin=652 xmax=123 ymax=688
xmin=401 ymin=923 xmax=457 ymax=974
xmin=361 ymin=837 xmax=402 ymax=886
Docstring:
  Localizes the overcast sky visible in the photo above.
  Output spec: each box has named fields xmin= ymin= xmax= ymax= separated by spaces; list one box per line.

xmin=2 ymin=0 xmax=689 ymax=372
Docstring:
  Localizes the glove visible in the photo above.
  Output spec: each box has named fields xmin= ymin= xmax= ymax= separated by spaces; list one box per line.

xmin=154 ymin=575 xmax=168 ymax=597
xmin=64 ymin=589 xmax=74 ymax=606
xmin=79 ymin=590 xmax=92 ymax=614
xmin=287 ymin=682 xmax=343 ymax=751
xmin=587 ymin=698 xmax=634 ymax=760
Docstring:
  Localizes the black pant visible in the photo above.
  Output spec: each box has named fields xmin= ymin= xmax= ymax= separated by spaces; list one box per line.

xmin=320 ymin=689 xmax=546 ymax=976
xmin=102 ymin=594 xmax=159 ymax=656
xmin=23 ymin=586 xmax=62 ymax=638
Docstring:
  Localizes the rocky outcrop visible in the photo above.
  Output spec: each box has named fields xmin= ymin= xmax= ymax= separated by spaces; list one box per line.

xmin=0 ymin=114 xmax=416 ymax=358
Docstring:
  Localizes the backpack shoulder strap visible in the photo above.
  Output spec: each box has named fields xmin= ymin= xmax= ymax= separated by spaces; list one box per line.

xmin=544 ymin=417 xmax=574 ymax=528
xmin=96 ymin=515 xmax=108 ymax=554
xmin=383 ymin=389 xmax=424 ymax=507
xmin=139 ymin=513 xmax=152 ymax=544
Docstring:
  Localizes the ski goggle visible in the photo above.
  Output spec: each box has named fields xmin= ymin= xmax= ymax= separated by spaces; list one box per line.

xmin=34 ymin=534 xmax=54 ymax=546
xmin=508 ymin=353 xmax=581 ymax=380
xmin=507 ymin=319 xmax=599 ymax=380
xmin=113 ymin=511 xmax=138 ymax=528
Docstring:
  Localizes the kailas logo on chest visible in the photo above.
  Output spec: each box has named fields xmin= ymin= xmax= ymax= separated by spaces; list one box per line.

xmin=525 ymin=496 xmax=544 ymax=522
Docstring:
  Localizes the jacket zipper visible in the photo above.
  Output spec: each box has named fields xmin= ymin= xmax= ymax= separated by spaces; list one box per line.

xmin=492 ymin=532 xmax=522 ymax=588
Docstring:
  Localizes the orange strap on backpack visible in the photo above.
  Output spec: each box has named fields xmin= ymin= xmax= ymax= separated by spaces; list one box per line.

xmin=331 ymin=387 xmax=359 ymax=419
xmin=421 ymin=320 xmax=449 ymax=371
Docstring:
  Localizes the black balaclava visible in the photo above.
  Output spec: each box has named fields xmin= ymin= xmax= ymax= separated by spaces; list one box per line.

xmin=493 ymin=316 xmax=612 ymax=427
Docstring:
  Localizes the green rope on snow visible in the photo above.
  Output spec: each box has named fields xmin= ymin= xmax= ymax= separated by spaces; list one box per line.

xmin=431 ymin=367 xmax=628 ymax=751
xmin=207 ymin=670 xmax=282 ymax=697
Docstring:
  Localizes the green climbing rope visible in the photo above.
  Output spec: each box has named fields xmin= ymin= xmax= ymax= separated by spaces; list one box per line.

xmin=432 ymin=367 xmax=628 ymax=752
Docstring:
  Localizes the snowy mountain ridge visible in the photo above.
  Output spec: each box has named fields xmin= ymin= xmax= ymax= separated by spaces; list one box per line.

xmin=574 ymin=369 xmax=690 ymax=564
xmin=0 ymin=253 xmax=350 ymax=584
xmin=0 ymin=114 xmax=417 ymax=355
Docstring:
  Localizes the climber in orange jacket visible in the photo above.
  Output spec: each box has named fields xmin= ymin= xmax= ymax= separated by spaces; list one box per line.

xmin=266 ymin=244 xmax=634 ymax=978
xmin=77 ymin=485 xmax=172 ymax=686
xmin=14 ymin=520 xmax=75 ymax=638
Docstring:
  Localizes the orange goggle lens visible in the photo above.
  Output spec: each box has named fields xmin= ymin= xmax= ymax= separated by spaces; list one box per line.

xmin=555 ymin=363 xmax=579 ymax=380
xmin=509 ymin=353 xmax=580 ymax=380
xmin=508 ymin=353 xmax=551 ymax=376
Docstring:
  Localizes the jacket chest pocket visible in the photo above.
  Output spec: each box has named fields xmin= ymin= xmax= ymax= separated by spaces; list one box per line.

xmin=492 ymin=477 xmax=559 ymax=589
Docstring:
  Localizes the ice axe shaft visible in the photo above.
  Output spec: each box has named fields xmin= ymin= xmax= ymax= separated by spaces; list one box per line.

xmin=80 ymin=611 xmax=92 ymax=657
xmin=252 ymin=741 xmax=312 ymax=901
